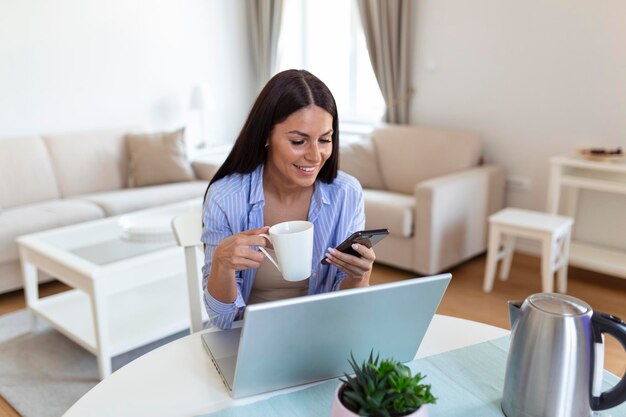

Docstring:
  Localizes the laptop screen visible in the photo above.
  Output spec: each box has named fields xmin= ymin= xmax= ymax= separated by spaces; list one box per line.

xmin=203 ymin=274 xmax=451 ymax=398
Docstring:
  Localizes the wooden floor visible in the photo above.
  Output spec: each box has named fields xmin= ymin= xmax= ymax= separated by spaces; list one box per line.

xmin=370 ymin=253 xmax=626 ymax=377
xmin=1 ymin=252 xmax=625 ymax=417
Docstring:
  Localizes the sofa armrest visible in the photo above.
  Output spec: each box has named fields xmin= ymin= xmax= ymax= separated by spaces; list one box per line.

xmin=191 ymin=153 xmax=228 ymax=181
xmin=414 ymin=164 xmax=505 ymax=274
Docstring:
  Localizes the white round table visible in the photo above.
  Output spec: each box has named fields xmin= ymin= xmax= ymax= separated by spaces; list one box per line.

xmin=63 ymin=315 xmax=508 ymax=417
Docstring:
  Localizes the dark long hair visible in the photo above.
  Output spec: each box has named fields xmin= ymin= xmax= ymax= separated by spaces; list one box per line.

xmin=208 ymin=69 xmax=339 ymax=188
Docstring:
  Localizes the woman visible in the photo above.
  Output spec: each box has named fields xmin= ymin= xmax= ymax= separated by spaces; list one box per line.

xmin=201 ymin=69 xmax=375 ymax=329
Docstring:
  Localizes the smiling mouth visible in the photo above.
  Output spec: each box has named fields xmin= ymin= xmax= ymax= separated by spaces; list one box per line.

xmin=294 ymin=165 xmax=317 ymax=173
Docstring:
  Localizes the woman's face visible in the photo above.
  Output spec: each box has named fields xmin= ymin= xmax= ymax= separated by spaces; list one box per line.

xmin=265 ymin=105 xmax=334 ymax=189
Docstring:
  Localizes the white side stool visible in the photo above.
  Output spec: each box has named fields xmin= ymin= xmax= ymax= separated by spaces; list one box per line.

xmin=483 ymin=208 xmax=573 ymax=293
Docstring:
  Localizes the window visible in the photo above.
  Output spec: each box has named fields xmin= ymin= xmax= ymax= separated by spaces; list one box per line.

xmin=278 ymin=0 xmax=385 ymax=125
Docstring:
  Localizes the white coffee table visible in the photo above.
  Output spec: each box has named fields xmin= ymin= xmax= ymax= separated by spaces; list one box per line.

xmin=62 ymin=315 xmax=509 ymax=417
xmin=17 ymin=199 xmax=203 ymax=379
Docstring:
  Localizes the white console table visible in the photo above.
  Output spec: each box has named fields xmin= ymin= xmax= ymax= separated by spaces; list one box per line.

xmin=547 ymin=155 xmax=626 ymax=279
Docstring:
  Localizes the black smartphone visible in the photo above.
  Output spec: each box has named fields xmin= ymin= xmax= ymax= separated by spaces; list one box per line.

xmin=321 ymin=228 xmax=389 ymax=265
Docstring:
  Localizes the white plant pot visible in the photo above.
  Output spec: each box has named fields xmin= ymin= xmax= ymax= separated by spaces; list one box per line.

xmin=330 ymin=384 xmax=429 ymax=417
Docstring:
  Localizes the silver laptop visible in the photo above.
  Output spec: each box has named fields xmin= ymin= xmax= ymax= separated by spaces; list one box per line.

xmin=201 ymin=274 xmax=451 ymax=398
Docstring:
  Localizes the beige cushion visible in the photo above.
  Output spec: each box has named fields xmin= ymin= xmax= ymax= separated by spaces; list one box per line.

xmin=372 ymin=125 xmax=482 ymax=194
xmin=125 ymin=128 xmax=195 ymax=187
xmin=43 ymin=129 xmax=129 ymax=197
xmin=0 ymin=136 xmax=61 ymax=209
xmin=339 ymin=137 xmax=385 ymax=189
xmin=191 ymin=150 xmax=230 ymax=181
xmin=78 ymin=181 xmax=208 ymax=216
xmin=0 ymin=200 xmax=105 ymax=264
xmin=363 ymin=189 xmax=414 ymax=238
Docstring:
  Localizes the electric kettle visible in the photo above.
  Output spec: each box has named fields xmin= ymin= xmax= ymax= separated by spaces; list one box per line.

xmin=502 ymin=293 xmax=626 ymax=417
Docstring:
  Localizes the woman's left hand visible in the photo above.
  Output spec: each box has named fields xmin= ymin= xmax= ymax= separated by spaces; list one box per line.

xmin=324 ymin=243 xmax=375 ymax=287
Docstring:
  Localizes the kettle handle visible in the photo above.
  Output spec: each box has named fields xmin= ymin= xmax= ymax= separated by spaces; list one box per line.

xmin=591 ymin=311 xmax=626 ymax=410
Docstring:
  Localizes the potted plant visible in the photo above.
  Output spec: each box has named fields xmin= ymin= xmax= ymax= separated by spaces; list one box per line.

xmin=330 ymin=352 xmax=436 ymax=417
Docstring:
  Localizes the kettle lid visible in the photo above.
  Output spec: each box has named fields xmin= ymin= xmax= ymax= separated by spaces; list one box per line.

xmin=528 ymin=293 xmax=591 ymax=316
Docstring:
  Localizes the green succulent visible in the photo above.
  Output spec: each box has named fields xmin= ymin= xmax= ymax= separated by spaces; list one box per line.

xmin=339 ymin=351 xmax=436 ymax=417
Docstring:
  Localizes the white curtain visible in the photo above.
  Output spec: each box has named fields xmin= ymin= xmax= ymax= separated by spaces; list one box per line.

xmin=248 ymin=0 xmax=284 ymax=91
xmin=357 ymin=0 xmax=413 ymax=124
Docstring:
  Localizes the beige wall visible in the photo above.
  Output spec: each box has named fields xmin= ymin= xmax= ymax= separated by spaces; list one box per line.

xmin=2 ymin=1 xmax=624 ymax=250
xmin=0 ymin=0 xmax=254 ymax=147
xmin=410 ymin=0 xmax=626 ymax=251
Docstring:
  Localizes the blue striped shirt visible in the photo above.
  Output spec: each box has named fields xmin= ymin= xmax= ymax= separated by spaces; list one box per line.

xmin=201 ymin=163 xmax=365 ymax=329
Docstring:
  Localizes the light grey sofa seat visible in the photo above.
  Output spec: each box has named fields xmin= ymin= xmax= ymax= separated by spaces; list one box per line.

xmin=0 ymin=129 xmax=218 ymax=294
xmin=78 ymin=181 xmax=209 ymax=216
xmin=340 ymin=124 xmax=505 ymax=275
xmin=0 ymin=200 xmax=105 ymax=291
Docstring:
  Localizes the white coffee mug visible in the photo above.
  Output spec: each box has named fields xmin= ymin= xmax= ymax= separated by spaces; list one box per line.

xmin=258 ymin=220 xmax=314 ymax=282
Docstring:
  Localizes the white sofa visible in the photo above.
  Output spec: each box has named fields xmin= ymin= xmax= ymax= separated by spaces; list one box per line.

xmin=340 ymin=124 xmax=505 ymax=275
xmin=0 ymin=128 xmax=219 ymax=294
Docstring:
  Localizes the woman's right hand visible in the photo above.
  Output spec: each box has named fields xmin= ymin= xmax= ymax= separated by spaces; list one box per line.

xmin=212 ymin=226 xmax=270 ymax=272
xmin=208 ymin=226 xmax=269 ymax=305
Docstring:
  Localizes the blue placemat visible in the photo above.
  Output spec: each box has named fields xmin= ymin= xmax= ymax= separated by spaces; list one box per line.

xmin=197 ymin=337 xmax=626 ymax=417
